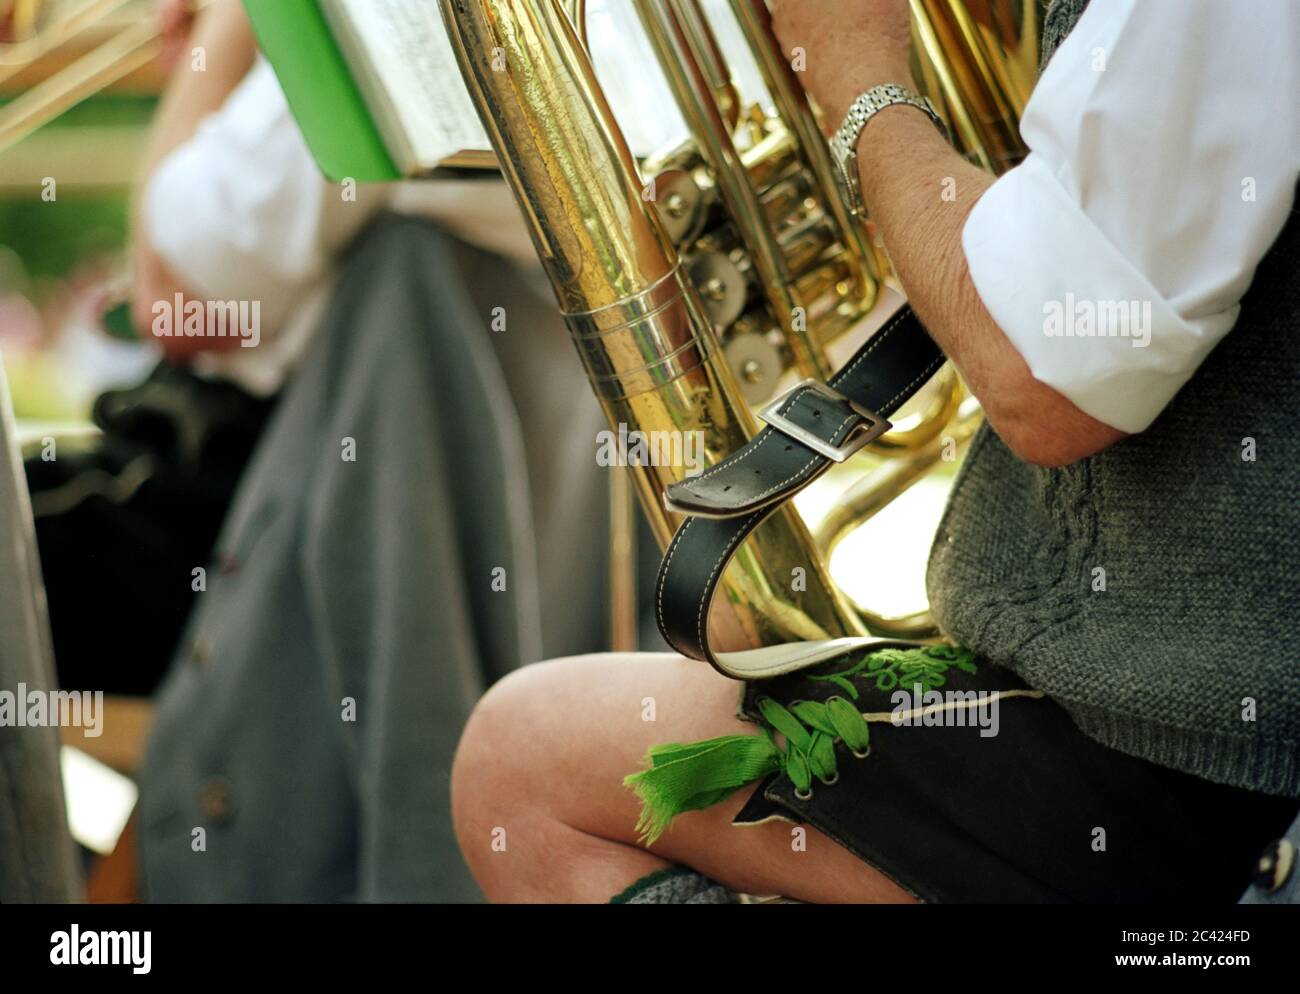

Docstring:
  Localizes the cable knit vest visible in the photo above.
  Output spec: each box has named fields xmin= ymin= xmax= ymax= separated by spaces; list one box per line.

xmin=926 ymin=0 xmax=1300 ymax=796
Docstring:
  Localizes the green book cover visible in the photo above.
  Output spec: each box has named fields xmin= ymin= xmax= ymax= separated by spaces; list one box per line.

xmin=241 ymin=0 xmax=400 ymax=183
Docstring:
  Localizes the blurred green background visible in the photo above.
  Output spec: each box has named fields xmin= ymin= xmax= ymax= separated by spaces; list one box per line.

xmin=1 ymin=0 xmax=163 ymax=425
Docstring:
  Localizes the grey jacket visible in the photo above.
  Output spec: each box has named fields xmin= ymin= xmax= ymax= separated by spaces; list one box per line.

xmin=139 ymin=217 xmax=619 ymax=901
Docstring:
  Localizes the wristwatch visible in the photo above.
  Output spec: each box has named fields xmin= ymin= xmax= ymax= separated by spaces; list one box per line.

xmin=829 ymin=83 xmax=948 ymax=217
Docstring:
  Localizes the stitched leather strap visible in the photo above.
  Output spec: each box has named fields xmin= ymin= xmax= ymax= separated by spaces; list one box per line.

xmin=655 ymin=304 xmax=946 ymax=678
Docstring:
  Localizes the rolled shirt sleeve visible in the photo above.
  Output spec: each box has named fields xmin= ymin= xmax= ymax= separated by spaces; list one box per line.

xmin=962 ymin=0 xmax=1299 ymax=433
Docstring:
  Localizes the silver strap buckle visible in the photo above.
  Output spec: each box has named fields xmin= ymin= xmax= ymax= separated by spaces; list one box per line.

xmin=758 ymin=379 xmax=891 ymax=463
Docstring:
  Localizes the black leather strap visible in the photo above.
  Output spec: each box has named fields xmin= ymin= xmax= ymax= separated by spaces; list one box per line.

xmin=655 ymin=304 xmax=945 ymax=677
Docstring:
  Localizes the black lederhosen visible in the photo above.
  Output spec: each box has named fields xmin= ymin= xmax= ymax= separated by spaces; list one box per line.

xmin=732 ymin=658 xmax=1300 ymax=903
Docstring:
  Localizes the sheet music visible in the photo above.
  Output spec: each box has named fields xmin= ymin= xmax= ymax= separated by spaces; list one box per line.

xmin=320 ymin=0 xmax=769 ymax=173
xmin=322 ymin=0 xmax=490 ymax=172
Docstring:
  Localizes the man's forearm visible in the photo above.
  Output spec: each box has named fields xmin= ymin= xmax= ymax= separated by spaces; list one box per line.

xmin=139 ymin=0 xmax=257 ymax=177
xmin=855 ymin=109 xmax=1000 ymax=412
xmin=131 ymin=0 xmax=256 ymax=357
xmin=854 ymin=107 xmax=1124 ymax=466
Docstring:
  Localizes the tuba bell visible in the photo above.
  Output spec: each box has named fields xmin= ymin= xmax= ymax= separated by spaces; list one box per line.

xmin=436 ymin=0 xmax=1041 ymax=663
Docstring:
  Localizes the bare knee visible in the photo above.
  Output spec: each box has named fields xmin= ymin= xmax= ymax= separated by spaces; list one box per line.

xmin=451 ymin=663 xmax=545 ymax=862
xmin=452 ymin=657 xmax=623 ymax=894
xmin=453 ymin=651 xmax=745 ymax=846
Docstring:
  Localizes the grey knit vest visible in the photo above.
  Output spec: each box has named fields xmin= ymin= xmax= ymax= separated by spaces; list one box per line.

xmin=927 ymin=0 xmax=1300 ymax=796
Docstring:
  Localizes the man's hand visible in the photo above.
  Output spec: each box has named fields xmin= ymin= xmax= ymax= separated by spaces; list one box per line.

xmin=770 ymin=0 xmax=915 ymax=131
xmin=158 ymin=0 xmax=199 ymax=74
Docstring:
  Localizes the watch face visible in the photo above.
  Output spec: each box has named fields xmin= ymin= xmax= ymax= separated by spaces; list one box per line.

xmin=830 ymin=132 xmax=854 ymax=172
xmin=828 ymin=136 xmax=847 ymax=178
xmin=830 ymin=144 xmax=860 ymax=212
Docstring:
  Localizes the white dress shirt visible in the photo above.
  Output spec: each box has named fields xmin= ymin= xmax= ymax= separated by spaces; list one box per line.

xmin=962 ymin=0 xmax=1299 ymax=433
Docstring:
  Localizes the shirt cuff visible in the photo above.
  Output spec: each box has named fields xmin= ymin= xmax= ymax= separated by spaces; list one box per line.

xmin=962 ymin=154 xmax=1236 ymax=433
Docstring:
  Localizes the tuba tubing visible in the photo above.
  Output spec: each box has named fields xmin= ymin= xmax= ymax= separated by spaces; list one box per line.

xmin=438 ymin=0 xmax=867 ymax=656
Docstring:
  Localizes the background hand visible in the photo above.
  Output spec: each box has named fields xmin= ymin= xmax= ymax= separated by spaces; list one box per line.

xmin=157 ymin=0 xmax=198 ymax=74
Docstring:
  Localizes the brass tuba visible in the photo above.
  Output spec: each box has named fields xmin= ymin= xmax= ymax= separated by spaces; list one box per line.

xmin=437 ymin=0 xmax=1041 ymax=663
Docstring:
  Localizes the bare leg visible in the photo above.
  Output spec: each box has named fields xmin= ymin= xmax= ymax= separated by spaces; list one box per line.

xmin=451 ymin=652 xmax=917 ymax=903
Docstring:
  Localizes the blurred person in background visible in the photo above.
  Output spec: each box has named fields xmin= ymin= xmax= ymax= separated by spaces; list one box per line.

xmin=24 ymin=0 xmax=276 ymax=698
xmin=24 ymin=0 xmax=635 ymax=901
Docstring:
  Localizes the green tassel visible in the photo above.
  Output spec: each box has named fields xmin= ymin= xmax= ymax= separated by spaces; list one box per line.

xmin=624 ymin=644 xmax=977 ymax=845
xmin=622 ymin=733 xmax=780 ymax=845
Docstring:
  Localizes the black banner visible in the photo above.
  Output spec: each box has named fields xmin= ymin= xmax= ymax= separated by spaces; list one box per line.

xmin=0 ymin=903 xmax=1289 ymax=981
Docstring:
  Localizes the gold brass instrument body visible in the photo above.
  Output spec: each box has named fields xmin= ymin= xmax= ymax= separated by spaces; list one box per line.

xmin=438 ymin=0 xmax=1042 ymax=654
xmin=440 ymin=0 xmax=865 ymax=654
